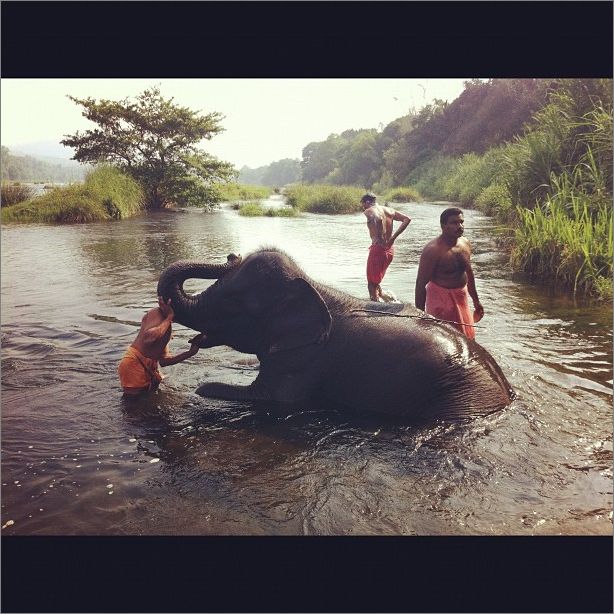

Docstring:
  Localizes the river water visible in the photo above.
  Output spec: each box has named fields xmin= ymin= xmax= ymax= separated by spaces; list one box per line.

xmin=1 ymin=196 xmax=612 ymax=535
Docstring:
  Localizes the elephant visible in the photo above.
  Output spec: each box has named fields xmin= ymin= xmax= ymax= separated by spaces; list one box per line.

xmin=157 ymin=248 xmax=514 ymax=420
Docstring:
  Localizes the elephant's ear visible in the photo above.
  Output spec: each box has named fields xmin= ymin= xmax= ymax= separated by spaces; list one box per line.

xmin=266 ymin=278 xmax=332 ymax=354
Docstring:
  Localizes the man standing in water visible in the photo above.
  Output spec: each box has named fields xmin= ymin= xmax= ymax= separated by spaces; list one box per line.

xmin=118 ymin=297 xmax=204 ymax=397
xmin=362 ymin=192 xmax=411 ymax=302
xmin=414 ymin=207 xmax=483 ymax=339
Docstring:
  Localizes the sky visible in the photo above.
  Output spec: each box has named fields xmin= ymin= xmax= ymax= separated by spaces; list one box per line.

xmin=1 ymin=78 xmax=469 ymax=169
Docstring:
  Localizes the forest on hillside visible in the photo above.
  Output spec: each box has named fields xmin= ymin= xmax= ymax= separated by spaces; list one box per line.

xmin=241 ymin=78 xmax=549 ymax=186
xmin=1 ymin=146 xmax=88 ymax=183
xmin=240 ymin=79 xmax=610 ymax=194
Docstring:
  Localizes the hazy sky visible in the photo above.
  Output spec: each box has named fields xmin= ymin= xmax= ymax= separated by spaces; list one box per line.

xmin=1 ymin=78 xmax=469 ymax=168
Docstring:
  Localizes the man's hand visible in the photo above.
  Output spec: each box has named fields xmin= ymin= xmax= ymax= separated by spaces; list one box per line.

xmin=189 ymin=332 xmax=208 ymax=348
xmin=158 ymin=296 xmax=175 ymax=321
xmin=473 ymin=302 xmax=484 ymax=323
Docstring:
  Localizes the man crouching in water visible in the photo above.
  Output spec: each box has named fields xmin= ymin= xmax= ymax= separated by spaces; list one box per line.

xmin=118 ymin=296 xmax=204 ymax=397
xmin=362 ymin=192 xmax=411 ymax=302
xmin=415 ymin=207 xmax=484 ymax=339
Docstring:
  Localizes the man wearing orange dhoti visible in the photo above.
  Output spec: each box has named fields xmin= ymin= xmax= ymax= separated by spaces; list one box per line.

xmin=415 ymin=207 xmax=483 ymax=339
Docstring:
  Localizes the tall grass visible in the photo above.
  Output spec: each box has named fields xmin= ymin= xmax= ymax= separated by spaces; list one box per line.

xmin=1 ymin=166 xmax=144 ymax=224
xmin=382 ymin=186 xmax=422 ymax=203
xmin=284 ymin=184 xmax=364 ymax=214
xmin=411 ymin=156 xmax=459 ymax=200
xmin=442 ymin=147 xmax=509 ymax=205
xmin=217 ymin=182 xmax=271 ymax=201
xmin=1 ymin=183 xmax=37 ymax=207
xmin=511 ymin=193 xmax=612 ymax=299
xmin=236 ymin=202 xmax=298 ymax=217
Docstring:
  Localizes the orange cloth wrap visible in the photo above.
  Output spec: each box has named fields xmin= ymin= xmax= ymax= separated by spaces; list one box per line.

xmin=366 ymin=244 xmax=394 ymax=284
xmin=425 ymin=281 xmax=476 ymax=339
xmin=118 ymin=345 xmax=163 ymax=392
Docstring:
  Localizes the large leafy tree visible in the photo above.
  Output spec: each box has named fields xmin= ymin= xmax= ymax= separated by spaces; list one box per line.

xmin=61 ymin=87 xmax=236 ymax=209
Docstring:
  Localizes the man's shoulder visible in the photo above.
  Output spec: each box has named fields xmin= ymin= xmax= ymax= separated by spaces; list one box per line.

xmin=380 ymin=204 xmax=397 ymax=216
xmin=422 ymin=237 xmax=442 ymax=252
xmin=456 ymin=236 xmax=472 ymax=252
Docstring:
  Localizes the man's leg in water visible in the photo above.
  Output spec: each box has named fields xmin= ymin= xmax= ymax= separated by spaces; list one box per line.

xmin=368 ymin=282 xmax=383 ymax=302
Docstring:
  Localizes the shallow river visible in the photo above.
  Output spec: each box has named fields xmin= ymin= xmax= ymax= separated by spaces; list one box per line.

xmin=1 ymin=197 xmax=612 ymax=535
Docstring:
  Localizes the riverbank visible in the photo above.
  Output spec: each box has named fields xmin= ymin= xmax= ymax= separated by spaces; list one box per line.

xmin=1 ymin=166 xmax=144 ymax=223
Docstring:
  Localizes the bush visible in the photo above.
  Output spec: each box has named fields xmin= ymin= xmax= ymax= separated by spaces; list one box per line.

xmin=265 ymin=206 xmax=298 ymax=217
xmin=404 ymin=155 xmax=459 ymax=200
xmin=443 ymin=148 xmax=508 ymax=205
xmin=217 ymin=182 xmax=271 ymax=201
xmin=237 ymin=202 xmax=265 ymax=216
xmin=237 ymin=201 xmax=299 ymax=217
xmin=1 ymin=166 xmax=144 ymax=224
xmin=382 ymin=186 xmax=421 ymax=203
xmin=475 ymin=183 xmax=514 ymax=219
xmin=1 ymin=183 xmax=36 ymax=207
xmin=83 ymin=165 xmax=145 ymax=218
xmin=511 ymin=193 xmax=612 ymax=300
xmin=284 ymin=184 xmax=364 ymax=214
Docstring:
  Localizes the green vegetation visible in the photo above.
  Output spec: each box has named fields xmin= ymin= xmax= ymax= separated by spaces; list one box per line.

xmin=61 ymin=87 xmax=235 ymax=210
xmin=1 ymin=166 xmax=144 ymax=224
xmin=237 ymin=202 xmax=265 ymax=216
xmin=512 ymin=197 xmax=612 ymax=298
xmin=401 ymin=80 xmax=613 ymax=300
xmin=236 ymin=201 xmax=298 ymax=217
xmin=238 ymin=158 xmax=301 ymax=186
xmin=5 ymin=78 xmax=609 ymax=299
xmin=266 ymin=206 xmax=298 ymax=217
xmin=1 ymin=146 xmax=88 ymax=183
xmin=1 ymin=182 xmax=37 ymax=207
xmin=284 ymin=184 xmax=364 ymax=214
xmin=382 ymin=187 xmax=421 ymax=203
xmin=218 ymin=183 xmax=271 ymax=201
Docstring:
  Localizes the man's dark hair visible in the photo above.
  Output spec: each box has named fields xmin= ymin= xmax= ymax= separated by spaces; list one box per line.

xmin=361 ymin=192 xmax=376 ymax=204
xmin=440 ymin=207 xmax=463 ymax=227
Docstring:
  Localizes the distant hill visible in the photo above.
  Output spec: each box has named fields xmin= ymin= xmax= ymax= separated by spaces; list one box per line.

xmin=1 ymin=145 xmax=89 ymax=182
xmin=8 ymin=140 xmax=78 ymax=163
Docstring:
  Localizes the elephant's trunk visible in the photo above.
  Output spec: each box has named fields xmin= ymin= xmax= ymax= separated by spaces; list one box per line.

xmin=156 ymin=254 xmax=241 ymax=331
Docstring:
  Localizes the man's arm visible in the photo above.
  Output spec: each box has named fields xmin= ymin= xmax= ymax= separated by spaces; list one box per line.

xmin=387 ymin=210 xmax=411 ymax=247
xmin=414 ymin=245 xmax=438 ymax=311
xmin=158 ymin=336 xmax=203 ymax=367
xmin=142 ymin=298 xmax=174 ymax=344
xmin=464 ymin=244 xmax=484 ymax=320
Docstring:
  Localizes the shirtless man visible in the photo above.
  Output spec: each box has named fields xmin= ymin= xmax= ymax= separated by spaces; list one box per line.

xmin=362 ymin=192 xmax=411 ymax=302
xmin=414 ymin=207 xmax=483 ymax=339
xmin=118 ymin=297 xmax=203 ymax=397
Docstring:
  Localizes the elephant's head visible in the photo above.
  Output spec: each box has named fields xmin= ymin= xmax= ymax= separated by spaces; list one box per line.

xmin=157 ymin=249 xmax=332 ymax=357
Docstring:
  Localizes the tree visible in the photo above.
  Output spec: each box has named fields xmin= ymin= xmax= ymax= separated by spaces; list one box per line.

xmin=61 ymin=87 xmax=236 ymax=209
xmin=261 ymin=158 xmax=301 ymax=186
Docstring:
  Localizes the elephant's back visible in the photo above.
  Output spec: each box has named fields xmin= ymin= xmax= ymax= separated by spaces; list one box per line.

xmin=322 ymin=314 xmax=513 ymax=419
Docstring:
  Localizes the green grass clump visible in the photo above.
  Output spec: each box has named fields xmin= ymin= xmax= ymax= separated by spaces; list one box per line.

xmin=511 ymin=195 xmax=612 ymax=300
xmin=284 ymin=184 xmax=364 ymax=214
xmin=1 ymin=165 xmax=144 ymax=224
xmin=218 ymin=182 xmax=271 ymax=201
xmin=1 ymin=182 xmax=37 ymax=207
xmin=237 ymin=202 xmax=265 ymax=216
xmin=382 ymin=187 xmax=421 ymax=203
xmin=265 ymin=206 xmax=297 ymax=217
xmin=475 ymin=183 xmax=515 ymax=220
xmin=237 ymin=201 xmax=299 ymax=217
